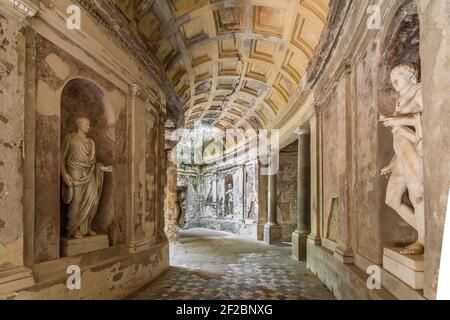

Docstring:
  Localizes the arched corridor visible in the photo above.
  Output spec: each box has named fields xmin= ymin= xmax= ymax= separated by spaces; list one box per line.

xmin=0 ymin=0 xmax=449 ymax=302
xmin=130 ymin=229 xmax=334 ymax=300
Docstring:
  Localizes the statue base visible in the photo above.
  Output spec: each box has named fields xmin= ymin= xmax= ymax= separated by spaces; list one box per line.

xmin=383 ymin=247 xmax=424 ymax=290
xmin=61 ymin=234 xmax=109 ymax=257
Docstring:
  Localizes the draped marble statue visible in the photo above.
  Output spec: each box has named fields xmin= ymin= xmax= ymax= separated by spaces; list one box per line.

xmin=380 ymin=63 xmax=425 ymax=255
xmin=61 ymin=117 xmax=112 ymax=239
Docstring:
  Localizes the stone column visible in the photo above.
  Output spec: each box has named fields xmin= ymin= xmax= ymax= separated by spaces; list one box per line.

xmin=257 ymin=172 xmax=268 ymax=240
xmin=264 ymin=173 xmax=282 ymax=244
xmin=292 ymin=129 xmax=310 ymax=261
xmin=308 ymin=112 xmax=321 ymax=247
xmin=164 ymin=122 xmax=179 ymax=242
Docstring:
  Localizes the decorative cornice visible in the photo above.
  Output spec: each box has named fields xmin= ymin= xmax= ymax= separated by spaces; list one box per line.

xmin=7 ymin=0 xmax=38 ymax=17
xmin=75 ymin=0 xmax=180 ymax=117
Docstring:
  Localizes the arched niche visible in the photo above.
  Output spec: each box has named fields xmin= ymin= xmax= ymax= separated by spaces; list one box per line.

xmin=377 ymin=0 xmax=420 ymax=247
xmin=378 ymin=1 xmax=421 ymax=116
xmin=60 ymin=78 xmax=118 ymax=245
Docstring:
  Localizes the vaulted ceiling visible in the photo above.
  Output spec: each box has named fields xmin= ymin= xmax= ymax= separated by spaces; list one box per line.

xmin=114 ymin=0 xmax=329 ymax=130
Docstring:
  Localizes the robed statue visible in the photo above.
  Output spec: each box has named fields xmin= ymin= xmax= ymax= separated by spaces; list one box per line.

xmin=61 ymin=117 xmax=112 ymax=239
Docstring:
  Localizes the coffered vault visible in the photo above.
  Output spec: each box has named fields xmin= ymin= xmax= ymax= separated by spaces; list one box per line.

xmin=112 ymin=0 xmax=329 ymax=130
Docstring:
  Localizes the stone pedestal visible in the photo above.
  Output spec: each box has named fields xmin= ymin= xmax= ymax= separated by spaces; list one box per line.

xmin=0 ymin=267 xmax=34 ymax=296
xmin=383 ymin=247 xmax=424 ymax=290
xmin=61 ymin=235 xmax=109 ymax=257
xmin=292 ymin=230 xmax=309 ymax=261
xmin=264 ymin=222 xmax=282 ymax=244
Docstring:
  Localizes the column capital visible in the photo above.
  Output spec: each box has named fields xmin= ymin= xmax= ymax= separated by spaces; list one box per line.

xmin=130 ymin=83 xmax=141 ymax=96
xmin=294 ymin=127 xmax=310 ymax=136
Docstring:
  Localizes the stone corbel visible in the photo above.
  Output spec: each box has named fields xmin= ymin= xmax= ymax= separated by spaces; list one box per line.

xmin=2 ymin=0 xmax=39 ymax=18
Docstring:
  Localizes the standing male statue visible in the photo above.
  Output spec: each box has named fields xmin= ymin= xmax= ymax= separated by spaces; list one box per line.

xmin=225 ymin=182 xmax=234 ymax=216
xmin=380 ymin=63 xmax=424 ymax=255
xmin=61 ymin=117 xmax=112 ymax=239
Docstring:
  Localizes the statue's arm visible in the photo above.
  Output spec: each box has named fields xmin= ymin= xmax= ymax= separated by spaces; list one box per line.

xmin=392 ymin=115 xmax=417 ymax=126
xmin=388 ymin=156 xmax=397 ymax=167
xmin=381 ymin=156 xmax=397 ymax=175
xmin=382 ymin=114 xmax=422 ymax=127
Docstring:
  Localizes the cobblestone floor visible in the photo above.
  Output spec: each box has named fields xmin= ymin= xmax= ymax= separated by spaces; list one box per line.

xmin=129 ymin=229 xmax=334 ymax=300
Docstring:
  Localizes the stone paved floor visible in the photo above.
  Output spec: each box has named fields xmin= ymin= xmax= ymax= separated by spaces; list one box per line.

xmin=129 ymin=229 xmax=334 ymax=300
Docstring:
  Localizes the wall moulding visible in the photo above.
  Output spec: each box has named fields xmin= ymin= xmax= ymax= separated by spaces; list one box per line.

xmin=4 ymin=0 xmax=39 ymax=18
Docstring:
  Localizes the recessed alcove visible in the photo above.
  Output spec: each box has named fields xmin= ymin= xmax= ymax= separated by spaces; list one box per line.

xmin=60 ymin=79 xmax=114 ymax=242
xmin=377 ymin=1 xmax=421 ymax=249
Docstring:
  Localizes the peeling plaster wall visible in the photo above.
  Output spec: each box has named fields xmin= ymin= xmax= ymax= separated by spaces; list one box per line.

xmin=0 ymin=9 xmax=26 ymax=269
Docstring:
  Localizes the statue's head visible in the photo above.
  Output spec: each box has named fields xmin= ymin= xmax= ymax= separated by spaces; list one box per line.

xmin=390 ymin=63 xmax=419 ymax=93
xmin=76 ymin=117 xmax=91 ymax=134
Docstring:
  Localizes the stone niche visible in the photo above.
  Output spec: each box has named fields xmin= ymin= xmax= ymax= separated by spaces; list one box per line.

xmin=34 ymin=36 xmax=128 ymax=263
xmin=377 ymin=1 xmax=423 ymax=290
xmin=352 ymin=1 xmax=420 ymax=265
xmin=378 ymin=1 xmax=420 ymax=245
xmin=60 ymin=79 xmax=115 ymax=244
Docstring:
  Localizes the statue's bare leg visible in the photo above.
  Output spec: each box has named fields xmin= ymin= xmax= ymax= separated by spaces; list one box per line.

xmin=401 ymin=183 xmax=425 ymax=255
xmin=385 ymin=173 xmax=416 ymax=228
